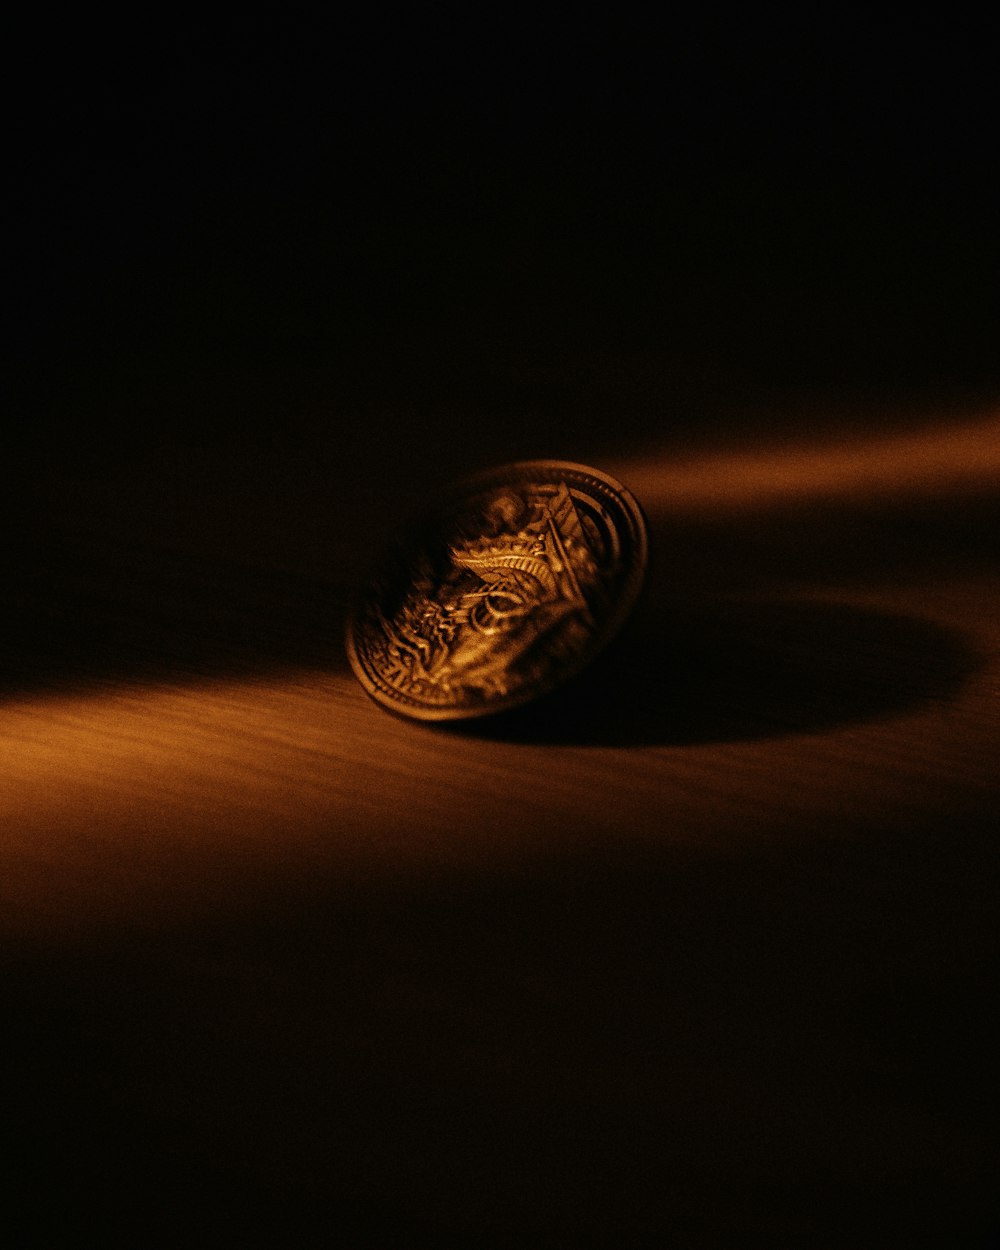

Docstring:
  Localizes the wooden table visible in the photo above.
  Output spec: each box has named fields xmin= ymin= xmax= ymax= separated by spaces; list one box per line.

xmin=3 ymin=403 xmax=998 ymax=1246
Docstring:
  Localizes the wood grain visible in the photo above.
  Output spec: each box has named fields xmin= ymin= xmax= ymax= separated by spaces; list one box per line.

xmin=3 ymin=425 xmax=998 ymax=1246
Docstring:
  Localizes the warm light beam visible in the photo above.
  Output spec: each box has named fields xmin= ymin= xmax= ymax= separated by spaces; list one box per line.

xmin=609 ymin=412 xmax=1000 ymax=513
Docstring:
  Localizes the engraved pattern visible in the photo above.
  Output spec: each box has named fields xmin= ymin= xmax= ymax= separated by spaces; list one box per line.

xmin=347 ymin=463 xmax=647 ymax=720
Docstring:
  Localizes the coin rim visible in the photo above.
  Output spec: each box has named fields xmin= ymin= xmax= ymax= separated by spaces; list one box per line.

xmin=345 ymin=460 xmax=649 ymax=722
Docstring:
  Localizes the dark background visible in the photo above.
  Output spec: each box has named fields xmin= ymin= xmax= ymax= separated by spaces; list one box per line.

xmin=4 ymin=10 xmax=999 ymax=1248
xmin=8 ymin=10 xmax=999 ymax=468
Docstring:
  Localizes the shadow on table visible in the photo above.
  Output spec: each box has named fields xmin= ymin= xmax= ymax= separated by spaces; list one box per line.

xmin=450 ymin=592 xmax=980 ymax=748
xmin=449 ymin=484 xmax=993 ymax=747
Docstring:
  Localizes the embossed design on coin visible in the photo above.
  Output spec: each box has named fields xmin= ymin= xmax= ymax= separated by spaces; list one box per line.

xmin=346 ymin=461 xmax=648 ymax=720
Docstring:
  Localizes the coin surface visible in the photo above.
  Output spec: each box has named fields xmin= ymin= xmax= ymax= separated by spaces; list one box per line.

xmin=346 ymin=460 xmax=648 ymax=721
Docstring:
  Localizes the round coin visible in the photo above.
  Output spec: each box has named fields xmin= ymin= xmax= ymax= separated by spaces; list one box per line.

xmin=345 ymin=460 xmax=648 ymax=721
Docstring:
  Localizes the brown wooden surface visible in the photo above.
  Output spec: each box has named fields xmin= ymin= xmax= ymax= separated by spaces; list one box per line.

xmin=4 ymin=412 xmax=999 ymax=1247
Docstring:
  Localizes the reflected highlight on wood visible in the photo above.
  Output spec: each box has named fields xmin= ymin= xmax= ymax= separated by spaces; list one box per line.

xmin=611 ymin=410 xmax=1000 ymax=511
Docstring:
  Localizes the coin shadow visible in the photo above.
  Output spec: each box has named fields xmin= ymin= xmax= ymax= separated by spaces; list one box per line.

xmin=447 ymin=594 xmax=980 ymax=747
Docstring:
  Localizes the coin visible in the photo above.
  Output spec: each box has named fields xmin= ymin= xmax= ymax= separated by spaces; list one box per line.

xmin=345 ymin=460 xmax=648 ymax=721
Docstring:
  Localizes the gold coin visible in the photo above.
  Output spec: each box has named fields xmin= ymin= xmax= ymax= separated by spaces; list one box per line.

xmin=346 ymin=461 xmax=648 ymax=721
